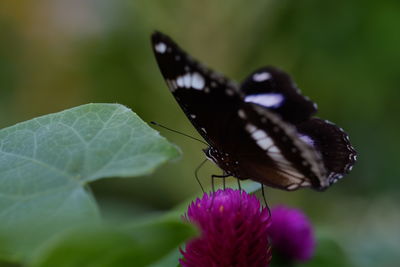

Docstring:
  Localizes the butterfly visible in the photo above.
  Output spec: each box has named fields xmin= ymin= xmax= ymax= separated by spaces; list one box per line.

xmin=151 ymin=31 xmax=356 ymax=191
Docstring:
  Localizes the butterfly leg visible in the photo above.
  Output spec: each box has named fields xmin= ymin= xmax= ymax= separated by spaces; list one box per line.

xmin=237 ymin=179 xmax=242 ymax=191
xmin=211 ymin=175 xmax=215 ymax=194
xmin=194 ymin=159 xmax=207 ymax=193
xmin=261 ymin=184 xmax=271 ymax=218
xmin=209 ymin=173 xmax=231 ymax=210
xmin=211 ymin=173 xmax=231 ymax=192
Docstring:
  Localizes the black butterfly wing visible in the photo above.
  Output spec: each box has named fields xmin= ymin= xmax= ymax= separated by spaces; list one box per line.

xmin=237 ymin=67 xmax=357 ymax=190
xmin=151 ymin=32 xmax=356 ymax=191
xmin=240 ymin=66 xmax=317 ymax=124
xmin=230 ymin=103 xmax=328 ymax=191
xmin=150 ymin=32 xmax=311 ymax=190
xmin=296 ymin=118 xmax=357 ymax=185
xmin=151 ymin=31 xmax=241 ymax=148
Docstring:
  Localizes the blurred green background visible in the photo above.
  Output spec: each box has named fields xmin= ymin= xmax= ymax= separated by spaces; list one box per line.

xmin=0 ymin=0 xmax=399 ymax=266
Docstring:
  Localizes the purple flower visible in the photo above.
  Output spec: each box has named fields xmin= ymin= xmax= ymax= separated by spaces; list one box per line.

xmin=269 ymin=205 xmax=315 ymax=262
xmin=180 ymin=189 xmax=271 ymax=267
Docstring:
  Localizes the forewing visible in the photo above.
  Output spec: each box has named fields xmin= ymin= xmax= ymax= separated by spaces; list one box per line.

xmin=151 ymin=31 xmax=241 ymax=147
xmin=296 ymin=118 xmax=357 ymax=185
xmin=240 ymin=67 xmax=317 ymax=124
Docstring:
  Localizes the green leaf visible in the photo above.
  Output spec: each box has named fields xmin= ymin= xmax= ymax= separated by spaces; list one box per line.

xmin=30 ymin=217 xmax=197 ymax=267
xmin=270 ymin=231 xmax=353 ymax=267
xmin=148 ymin=248 xmax=182 ymax=267
xmin=300 ymin=235 xmax=353 ymax=267
xmin=0 ymin=103 xmax=180 ymax=260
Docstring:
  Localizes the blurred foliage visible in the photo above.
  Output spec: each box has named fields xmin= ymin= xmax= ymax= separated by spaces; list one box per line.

xmin=0 ymin=104 xmax=179 ymax=261
xmin=301 ymin=234 xmax=353 ymax=267
xmin=30 ymin=217 xmax=196 ymax=267
xmin=0 ymin=0 xmax=399 ymax=266
xmin=271 ymin=233 xmax=353 ymax=267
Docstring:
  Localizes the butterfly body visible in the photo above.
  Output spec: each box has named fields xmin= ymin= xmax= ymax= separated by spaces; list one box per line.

xmin=151 ymin=31 xmax=356 ymax=191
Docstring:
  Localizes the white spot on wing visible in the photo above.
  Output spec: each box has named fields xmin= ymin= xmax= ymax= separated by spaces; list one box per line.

xmin=226 ymin=89 xmax=235 ymax=96
xmin=269 ymin=151 xmax=286 ymax=162
xmin=166 ymin=80 xmax=176 ymax=92
xmin=281 ymin=169 xmax=304 ymax=179
xmin=191 ymin=72 xmax=205 ymax=90
xmin=245 ymin=123 xmax=257 ymax=133
xmin=253 ymin=72 xmax=271 ymax=82
xmin=155 ymin=42 xmax=167 ymax=54
xmin=348 ymin=165 xmax=353 ymax=171
xmin=238 ymin=109 xmax=246 ymax=119
xmin=287 ymin=184 xmax=299 ymax=190
xmin=245 ymin=93 xmax=284 ymax=108
xmin=298 ymin=134 xmax=314 ymax=146
xmin=176 ymin=76 xmax=184 ymax=87
xmin=252 ymin=130 xmax=267 ymax=140
xmin=257 ymin=138 xmax=273 ymax=150
xmin=183 ymin=73 xmax=191 ymax=88
xmin=170 ymin=80 xmax=177 ymax=89
xmin=268 ymin=146 xmax=280 ymax=153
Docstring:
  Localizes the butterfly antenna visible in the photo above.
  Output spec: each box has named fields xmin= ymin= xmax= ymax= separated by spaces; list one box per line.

xmin=150 ymin=121 xmax=208 ymax=146
xmin=195 ymin=159 xmax=207 ymax=193
xmin=261 ymin=184 xmax=271 ymax=218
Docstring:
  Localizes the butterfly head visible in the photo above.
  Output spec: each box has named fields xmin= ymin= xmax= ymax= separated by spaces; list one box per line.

xmin=203 ymin=147 xmax=217 ymax=164
xmin=203 ymin=147 xmax=241 ymax=178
